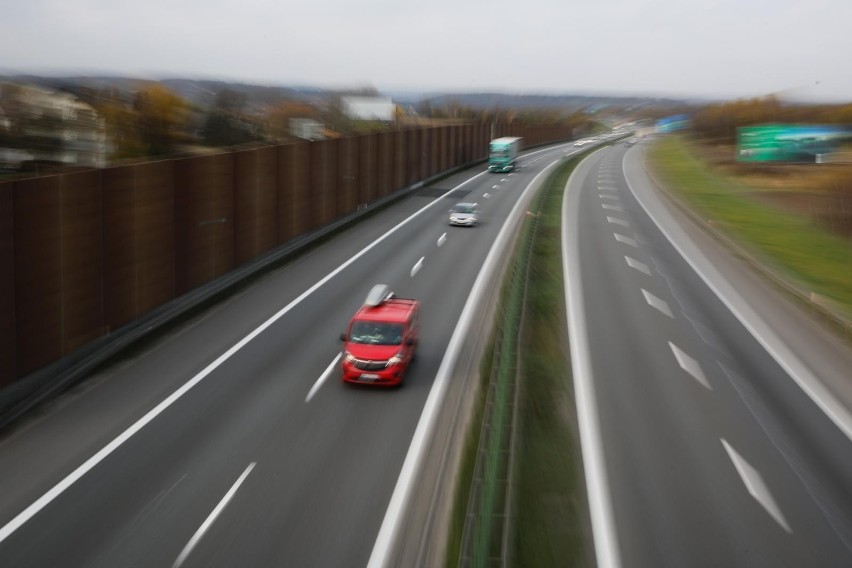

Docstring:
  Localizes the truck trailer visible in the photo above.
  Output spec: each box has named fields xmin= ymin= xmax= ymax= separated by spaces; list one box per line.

xmin=488 ymin=136 xmax=522 ymax=173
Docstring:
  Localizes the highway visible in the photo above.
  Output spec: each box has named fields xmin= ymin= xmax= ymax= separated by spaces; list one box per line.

xmin=0 ymin=141 xmax=583 ymax=567
xmin=564 ymin=142 xmax=852 ymax=567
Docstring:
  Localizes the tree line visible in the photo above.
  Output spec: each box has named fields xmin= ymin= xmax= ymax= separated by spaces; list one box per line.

xmin=689 ymin=96 xmax=852 ymax=145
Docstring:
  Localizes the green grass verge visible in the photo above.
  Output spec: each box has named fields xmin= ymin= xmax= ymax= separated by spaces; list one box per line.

xmin=449 ymin=133 xmax=851 ymax=565
xmin=446 ymin=156 xmax=588 ymax=567
xmin=647 ymin=135 xmax=852 ymax=316
xmin=444 ymin=335 xmax=493 ymax=566
xmin=512 ymin=157 xmax=587 ymax=567
xmin=445 ymin=208 xmax=533 ymax=565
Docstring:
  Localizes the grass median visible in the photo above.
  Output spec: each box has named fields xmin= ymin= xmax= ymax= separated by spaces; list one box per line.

xmin=446 ymin=155 xmax=589 ymax=567
xmin=450 ymin=134 xmax=851 ymax=565
xmin=511 ymin=156 xmax=588 ymax=566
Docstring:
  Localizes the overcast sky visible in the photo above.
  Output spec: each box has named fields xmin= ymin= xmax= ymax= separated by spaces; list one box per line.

xmin=3 ymin=0 xmax=851 ymax=102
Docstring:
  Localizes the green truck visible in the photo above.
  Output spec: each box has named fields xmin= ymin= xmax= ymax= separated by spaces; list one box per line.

xmin=488 ymin=137 xmax=522 ymax=173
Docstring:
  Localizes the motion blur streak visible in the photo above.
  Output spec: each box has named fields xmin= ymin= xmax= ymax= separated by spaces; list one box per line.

xmin=368 ymin=155 xmax=566 ymax=568
xmin=0 ymin=169 xmax=487 ymax=545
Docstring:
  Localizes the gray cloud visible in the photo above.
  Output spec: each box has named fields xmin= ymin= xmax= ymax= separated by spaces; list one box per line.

xmin=2 ymin=0 xmax=850 ymax=101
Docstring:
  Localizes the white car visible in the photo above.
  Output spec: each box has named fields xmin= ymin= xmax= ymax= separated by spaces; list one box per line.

xmin=449 ymin=202 xmax=479 ymax=226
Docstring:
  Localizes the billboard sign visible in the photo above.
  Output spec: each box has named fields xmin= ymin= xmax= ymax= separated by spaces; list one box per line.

xmin=737 ymin=124 xmax=852 ymax=163
xmin=656 ymin=114 xmax=690 ymax=133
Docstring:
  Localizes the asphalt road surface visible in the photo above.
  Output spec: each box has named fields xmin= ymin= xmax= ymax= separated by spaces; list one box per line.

xmin=0 ymin=139 xmax=594 ymax=567
xmin=564 ymin=142 xmax=852 ymax=567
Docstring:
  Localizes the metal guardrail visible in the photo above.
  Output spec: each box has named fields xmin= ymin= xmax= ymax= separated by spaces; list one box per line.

xmin=0 ymin=167 xmax=457 ymax=430
xmin=458 ymin=171 xmax=547 ymax=567
xmin=1 ymin=135 xmax=579 ymax=430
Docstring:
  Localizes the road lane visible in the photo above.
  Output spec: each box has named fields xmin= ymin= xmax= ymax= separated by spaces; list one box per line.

xmin=564 ymin=143 xmax=852 ymax=567
xmin=0 ymin=141 xmax=583 ymax=567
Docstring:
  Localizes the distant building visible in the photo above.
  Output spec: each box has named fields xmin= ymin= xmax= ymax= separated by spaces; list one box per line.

xmin=0 ymin=82 xmax=110 ymax=169
xmin=341 ymin=96 xmax=395 ymax=121
xmin=289 ymin=118 xmax=326 ymax=140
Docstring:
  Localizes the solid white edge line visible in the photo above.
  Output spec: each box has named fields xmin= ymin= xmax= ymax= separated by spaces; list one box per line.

xmin=0 ymin=141 xmax=580 ymax=550
xmin=306 ymin=353 xmax=343 ymax=403
xmin=366 ymin=147 xmax=574 ymax=568
xmin=172 ymin=462 xmax=257 ymax=568
xmin=0 ymin=169 xmax=491 ymax=545
xmin=625 ymin=155 xmax=852 ymax=442
xmin=562 ymin=149 xmax=623 ymax=568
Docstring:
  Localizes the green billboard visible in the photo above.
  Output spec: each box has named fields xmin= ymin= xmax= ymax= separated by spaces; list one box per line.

xmin=737 ymin=124 xmax=851 ymax=163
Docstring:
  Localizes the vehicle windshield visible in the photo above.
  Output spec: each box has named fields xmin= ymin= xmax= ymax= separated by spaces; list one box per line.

xmin=452 ymin=204 xmax=476 ymax=214
xmin=349 ymin=321 xmax=404 ymax=345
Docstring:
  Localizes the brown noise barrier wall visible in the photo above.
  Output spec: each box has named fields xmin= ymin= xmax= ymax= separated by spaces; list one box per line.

xmin=0 ymin=123 xmax=573 ymax=407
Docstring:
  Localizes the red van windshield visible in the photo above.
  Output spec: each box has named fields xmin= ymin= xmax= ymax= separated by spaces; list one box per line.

xmin=348 ymin=321 xmax=404 ymax=345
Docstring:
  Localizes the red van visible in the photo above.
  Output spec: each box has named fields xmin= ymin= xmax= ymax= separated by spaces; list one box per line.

xmin=340 ymin=285 xmax=420 ymax=386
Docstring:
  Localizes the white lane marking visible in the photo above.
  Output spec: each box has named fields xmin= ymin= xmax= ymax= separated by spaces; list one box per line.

xmin=368 ymin=153 xmax=568 ymax=568
xmin=641 ymin=289 xmax=674 ymax=318
xmin=613 ymin=233 xmax=638 ymax=247
xmin=599 ymin=194 xmax=620 ymax=200
xmin=625 ymin=256 xmax=651 ymax=275
xmin=562 ymin=154 xmax=623 ymax=568
xmin=718 ymin=362 xmax=852 ymax=551
xmin=598 ymin=186 xmax=619 ymax=192
xmin=607 ymin=216 xmax=629 ymax=227
xmin=410 ymin=256 xmax=424 ymax=277
xmin=483 ymin=193 xmax=491 ymax=199
xmin=437 ymin=233 xmax=447 ymax=247
xmin=0 ymin=168 xmax=491 ymax=546
xmin=173 ymin=462 xmax=257 ymax=568
xmin=492 ymin=185 xmax=500 ymax=189
xmin=306 ymin=353 xmax=343 ymax=402
xmin=501 ymin=178 xmax=508 ymax=182
xmin=625 ymin=159 xmax=852 ymax=441
xmin=601 ymin=203 xmax=623 ymax=211
xmin=669 ymin=342 xmax=712 ymax=389
xmin=721 ymin=439 xmax=792 ymax=533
